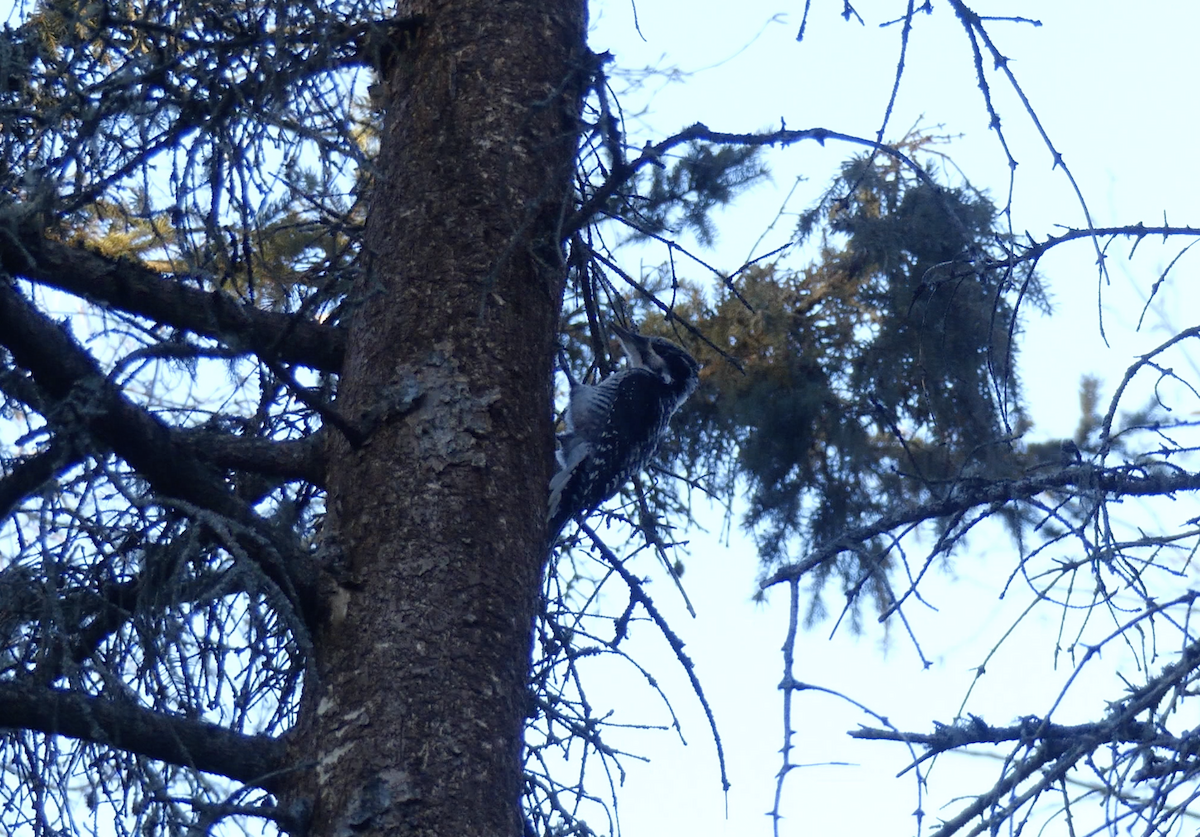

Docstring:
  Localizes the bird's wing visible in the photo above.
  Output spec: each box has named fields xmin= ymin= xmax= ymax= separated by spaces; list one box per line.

xmin=567 ymin=373 xmax=624 ymax=442
xmin=547 ymin=439 xmax=590 ymax=525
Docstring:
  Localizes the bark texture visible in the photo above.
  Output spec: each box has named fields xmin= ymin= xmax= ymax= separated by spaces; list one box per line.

xmin=289 ymin=2 xmax=586 ymax=835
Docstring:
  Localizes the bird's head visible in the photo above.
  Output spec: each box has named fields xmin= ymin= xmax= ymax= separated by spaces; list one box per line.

xmin=611 ymin=323 xmax=700 ymax=395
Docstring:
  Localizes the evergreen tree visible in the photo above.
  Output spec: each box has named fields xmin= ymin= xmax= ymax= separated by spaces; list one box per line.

xmin=2 ymin=2 xmax=1199 ymax=837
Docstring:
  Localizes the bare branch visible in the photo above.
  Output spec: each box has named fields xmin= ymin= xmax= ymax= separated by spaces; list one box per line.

xmin=579 ymin=522 xmax=730 ymax=794
xmin=0 ymin=278 xmax=319 ymax=618
xmin=0 ymin=680 xmax=287 ymax=789
xmin=0 ymin=443 xmax=77 ymax=519
xmin=851 ymin=716 xmax=1152 ymax=750
xmin=568 ymin=122 xmax=950 ymax=237
xmin=990 ymin=224 xmax=1200 ymax=270
xmin=762 ymin=465 xmax=1200 ymax=589
xmin=185 ymin=430 xmax=325 ymax=487
xmin=0 ymin=224 xmax=346 ymax=373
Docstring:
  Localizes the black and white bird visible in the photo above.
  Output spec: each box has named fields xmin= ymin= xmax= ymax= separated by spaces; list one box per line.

xmin=547 ymin=323 xmax=700 ymax=546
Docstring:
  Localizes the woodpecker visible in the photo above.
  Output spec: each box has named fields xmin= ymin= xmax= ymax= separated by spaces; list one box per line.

xmin=547 ymin=323 xmax=700 ymax=546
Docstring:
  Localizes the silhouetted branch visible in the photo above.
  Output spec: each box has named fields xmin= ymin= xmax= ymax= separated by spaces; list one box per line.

xmin=183 ymin=428 xmax=325 ymax=487
xmin=851 ymin=716 xmax=1154 ymax=750
xmin=762 ymin=464 xmax=1200 ymax=588
xmin=0 ymin=680 xmax=287 ymax=789
xmin=580 ymin=521 xmax=730 ymax=794
xmin=851 ymin=633 xmax=1200 ymax=836
xmin=0 ymin=443 xmax=76 ymax=519
xmin=0 ymin=226 xmax=346 ymax=373
xmin=990 ymin=224 xmax=1200 ymax=270
xmin=0 ymin=279 xmax=319 ymax=619
xmin=568 ymin=122 xmax=948 ymax=237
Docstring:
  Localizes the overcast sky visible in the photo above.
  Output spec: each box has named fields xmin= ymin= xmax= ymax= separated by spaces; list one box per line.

xmin=579 ymin=3 xmax=1200 ymax=835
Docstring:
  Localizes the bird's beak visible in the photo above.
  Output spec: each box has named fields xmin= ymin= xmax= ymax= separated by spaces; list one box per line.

xmin=610 ymin=323 xmax=650 ymax=367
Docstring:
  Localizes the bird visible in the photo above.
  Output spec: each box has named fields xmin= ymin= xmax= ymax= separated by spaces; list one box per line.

xmin=547 ymin=323 xmax=700 ymax=547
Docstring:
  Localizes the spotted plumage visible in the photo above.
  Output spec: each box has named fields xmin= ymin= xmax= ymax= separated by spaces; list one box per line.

xmin=547 ymin=324 xmax=700 ymax=546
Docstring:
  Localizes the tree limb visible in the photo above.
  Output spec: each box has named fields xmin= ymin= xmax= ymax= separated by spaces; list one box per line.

xmin=851 ymin=715 xmax=1154 ymax=750
xmin=0 ymin=680 xmax=288 ymax=789
xmin=0 ymin=277 xmax=257 ymax=512
xmin=0 ymin=278 xmax=319 ymax=619
xmin=182 ymin=430 xmax=325 ymax=487
xmin=0 ymin=443 xmax=75 ymax=519
xmin=762 ymin=465 xmax=1200 ymax=588
xmin=851 ymin=635 xmax=1200 ymax=836
xmin=991 ymin=224 xmax=1200 ymax=269
xmin=0 ymin=227 xmax=345 ymax=373
xmin=568 ymin=122 xmax=947 ymax=237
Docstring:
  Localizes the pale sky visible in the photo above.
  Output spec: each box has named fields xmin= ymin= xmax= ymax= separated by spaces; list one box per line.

xmin=580 ymin=3 xmax=1200 ymax=835
xmin=4 ymin=1 xmax=1198 ymax=835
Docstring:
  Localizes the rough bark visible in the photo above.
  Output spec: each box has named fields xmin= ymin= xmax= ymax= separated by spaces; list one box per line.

xmin=288 ymin=2 xmax=586 ymax=836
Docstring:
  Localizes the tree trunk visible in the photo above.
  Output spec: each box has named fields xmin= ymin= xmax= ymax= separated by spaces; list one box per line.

xmin=286 ymin=2 xmax=586 ymax=835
